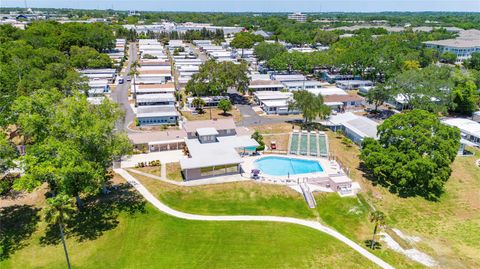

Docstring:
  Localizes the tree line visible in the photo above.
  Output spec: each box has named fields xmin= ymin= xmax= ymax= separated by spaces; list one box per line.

xmin=251 ymin=31 xmax=480 ymax=116
xmin=0 ymin=22 xmax=131 ymax=208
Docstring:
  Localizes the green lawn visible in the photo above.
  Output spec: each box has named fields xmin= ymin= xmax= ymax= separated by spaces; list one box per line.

xmin=314 ymin=193 xmax=423 ymax=269
xmin=135 ymin=173 xmax=316 ymax=219
xmin=165 ymin=162 xmax=184 ymax=181
xmin=327 ymin=130 xmax=480 ymax=268
xmin=134 ymin=172 xmax=422 ymax=268
xmin=135 ymin=166 xmax=161 ymax=176
xmin=5 ymin=130 xmax=476 ymax=268
xmin=1 ymin=202 xmax=379 ymax=269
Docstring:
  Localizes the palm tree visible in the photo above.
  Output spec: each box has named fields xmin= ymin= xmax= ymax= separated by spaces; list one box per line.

xmin=369 ymin=210 xmax=386 ymax=249
xmin=128 ymin=60 xmax=140 ymax=85
xmin=44 ymin=195 xmax=77 ymax=269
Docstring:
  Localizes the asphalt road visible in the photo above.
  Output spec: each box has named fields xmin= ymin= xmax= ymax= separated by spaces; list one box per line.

xmin=112 ymin=42 xmax=137 ymax=133
xmin=229 ymin=93 xmax=301 ymax=127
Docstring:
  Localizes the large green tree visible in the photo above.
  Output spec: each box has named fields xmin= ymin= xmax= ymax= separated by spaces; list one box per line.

xmin=451 ymin=71 xmax=480 ymax=115
xmin=366 ymin=84 xmax=393 ymax=112
xmin=360 ymin=110 xmax=460 ymax=200
xmin=12 ymin=90 xmax=132 ymax=206
xmin=313 ymin=30 xmax=339 ymax=45
xmin=186 ymin=60 xmax=248 ymax=96
xmin=288 ymin=90 xmax=330 ymax=124
xmin=465 ymin=52 xmax=480 ymax=71
xmin=254 ymin=41 xmax=287 ymax=61
xmin=440 ymin=52 xmax=457 ymax=64
xmin=0 ymin=133 xmax=17 ymax=176
xmin=231 ymin=32 xmax=263 ymax=58
xmin=217 ymin=99 xmax=232 ymax=115
xmin=69 ymin=46 xmax=113 ymax=69
xmin=387 ymin=65 xmax=454 ymax=113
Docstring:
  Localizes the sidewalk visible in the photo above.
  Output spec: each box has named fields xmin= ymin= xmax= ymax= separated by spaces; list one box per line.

xmin=114 ymin=168 xmax=394 ymax=269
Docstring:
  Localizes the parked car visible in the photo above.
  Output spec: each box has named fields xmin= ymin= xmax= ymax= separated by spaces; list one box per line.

xmin=118 ymin=78 xmax=124 ymax=84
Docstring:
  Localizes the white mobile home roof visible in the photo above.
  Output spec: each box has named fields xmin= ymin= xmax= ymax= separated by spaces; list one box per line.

xmin=249 ymin=74 xmax=271 ymax=80
xmin=273 ymin=74 xmax=306 ymax=82
xmin=442 ymin=118 xmax=480 ymax=138
xmin=88 ymin=79 xmax=109 ymax=87
xmin=135 ymin=83 xmax=176 ymax=94
xmin=183 ymin=118 xmax=236 ymax=133
xmin=306 ymin=87 xmax=348 ymax=96
xmin=196 ymin=127 xmax=219 ymax=136
xmin=336 ymin=80 xmax=373 ymax=87
xmin=254 ymin=91 xmax=292 ymax=100
xmin=282 ymin=80 xmax=327 ymax=88
xmin=180 ymin=135 xmax=258 ymax=170
xmin=82 ymin=73 xmax=115 ymax=80
xmin=248 ymin=79 xmax=284 ymax=89
xmin=137 ymin=93 xmax=175 ymax=103
xmin=138 ymin=66 xmax=171 ymax=71
xmin=176 ymin=65 xmax=199 ymax=72
xmin=327 ymin=112 xmax=378 ymax=139
xmin=137 ymin=106 xmax=179 ymax=118
xmin=262 ymin=99 xmax=289 ymax=108
xmin=79 ymin=68 xmax=116 ymax=75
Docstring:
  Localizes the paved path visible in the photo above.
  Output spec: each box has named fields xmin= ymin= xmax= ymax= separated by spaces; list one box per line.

xmin=115 ymin=168 xmax=394 ymax=269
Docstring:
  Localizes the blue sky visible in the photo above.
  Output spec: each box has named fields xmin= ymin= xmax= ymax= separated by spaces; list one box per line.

xmin=2 ymin=0 xmax=480 ymax=12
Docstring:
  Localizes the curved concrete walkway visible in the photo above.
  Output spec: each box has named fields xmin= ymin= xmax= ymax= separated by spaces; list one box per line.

xmin=114 ymin=168 xmax=394 ymax=269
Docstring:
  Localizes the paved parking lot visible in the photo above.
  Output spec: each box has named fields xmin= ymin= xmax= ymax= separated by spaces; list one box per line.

xmin=229 ymin=93 xmax=301 ymax=126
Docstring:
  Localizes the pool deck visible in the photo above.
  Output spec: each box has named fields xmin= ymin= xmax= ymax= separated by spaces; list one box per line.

xmin=242 ymin=154 xmax=345 ymax=182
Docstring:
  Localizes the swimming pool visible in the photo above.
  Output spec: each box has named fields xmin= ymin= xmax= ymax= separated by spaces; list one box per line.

xmin=254 ymin=156 xmax=324 ymax=176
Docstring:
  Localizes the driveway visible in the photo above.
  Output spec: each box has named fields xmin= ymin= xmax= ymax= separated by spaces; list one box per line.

xmin=111 ymin=43 xmax=138 ymax=133
xmin=229 ymin=93 xmax=301 ymax=127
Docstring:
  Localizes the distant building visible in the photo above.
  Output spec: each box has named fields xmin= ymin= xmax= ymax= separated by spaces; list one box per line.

xmin=473 ymin=111 xmax=480 ymax=123
xmin=248 ymin=79 xmax=285 ymax=92
xmin=442 ymin=118 xmax=480 ymax=148
xmin=322 ymin=112 xmax=379 ymax=145
xmin=288 ymin=12 xmax=307 ymax=23
xmin=424 ymin=30 xmax=480 ymax=63
xmin=253 ymin=30 xmax=272 ymax=39
xmin=136 ymin=106 xmax=179 ymax=126
xmin=336 ymin=80 xmax=374 ymax=90
xmin=253 ymin=91 xmax=299 ymax=115
xmin=186 ymin=96 xmax=230 ymax=109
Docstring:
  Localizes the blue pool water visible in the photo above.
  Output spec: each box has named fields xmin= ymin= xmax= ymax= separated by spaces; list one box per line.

xmin=254 ymin=156 xmax=323 ymax=176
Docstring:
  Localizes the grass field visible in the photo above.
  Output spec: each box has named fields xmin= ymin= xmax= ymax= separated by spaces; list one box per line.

xmin=326 ymin=130 xmax=480 ymax=268
xmin=135 ymin=173 xmax=316 ymax=219
xmin=2 ymin=125 xmax=477 ymax=268
xmin=135 ymin=166 xmax=161 ymax=176
xmin=166 ymin=162 xmax=183 ymax=181
xmin=133 ymin=172 xmax=421 ymax=268
xmin=0 ymin=180 xmax=379 ymax=269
